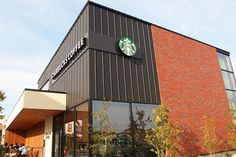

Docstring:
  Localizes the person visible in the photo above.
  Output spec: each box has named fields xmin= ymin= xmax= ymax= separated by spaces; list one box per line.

xmin=9 ymin=144 xmax=14 ymax=149
xmin=13 ymin=143 xmax=19 ymax=150
xmin=18 ymin=144 xmax=28 ymax=157
xmin=9 ymin=144 xmax=17 ymax=157
xmin=2 ymin=143 xmax=9 ymax=157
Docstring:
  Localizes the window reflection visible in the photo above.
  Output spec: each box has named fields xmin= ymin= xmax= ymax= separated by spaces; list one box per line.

xmin=64 ymin=109 xmax=74 ymax=157
xmin=218 ymin=53 xmax=233 ymax=71
xmin=222 ymin=71 xmax=236 ymax=90
xmin=59 ymin=100 xmax=157 ymax=157
xmin=75 ymin=102 xmax=89 ymax=157
xmin=218 ymin=52 xmax=236 ymax=110
xmin=132 ymin=103 xmax=156 ymax=157
xmin=227 ymin=91 xmax=236 ymax=110
xmin=92 ymin=101 xmax=134 ymax=157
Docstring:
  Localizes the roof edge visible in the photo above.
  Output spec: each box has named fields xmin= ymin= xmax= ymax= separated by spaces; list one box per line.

xmin=38 ymin=0 xmax=231 ymax=83
xmin=88 ymin=1 xmax=230 ymax=54
xmin=217 ymin=48 xmax=230 ymax=56
xmin=25 ymin=88 xmax=66 ymax=94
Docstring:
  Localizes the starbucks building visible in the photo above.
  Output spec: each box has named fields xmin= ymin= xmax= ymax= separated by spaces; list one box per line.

xmin=5 ymin=1 xmax=236 ymax=157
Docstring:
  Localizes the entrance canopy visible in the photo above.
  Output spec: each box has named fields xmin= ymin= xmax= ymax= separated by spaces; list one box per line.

xmin=6 ymin=89 xmax=66 ymax=130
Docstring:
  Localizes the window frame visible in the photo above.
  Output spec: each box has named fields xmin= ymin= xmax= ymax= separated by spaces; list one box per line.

xmin=52 ymin=99 xmax=158 ymax=157
xmin=217 ymin=51 xmax=236 ymax=110
xmin=91 ymin=100 xmax=158 ymax=157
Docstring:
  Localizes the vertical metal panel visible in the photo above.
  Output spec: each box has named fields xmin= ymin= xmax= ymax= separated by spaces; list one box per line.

xmin=95 ymin=7 xmax=101 ymax=34
xmin=95 ymin=51 xmax=104 ymax=100
xmin=108 ymin=12 xmax=115 ymax=37
xmin=110 ymin=53 xmax=119 ymax=100
xmin=147 ymin=25 xmax=160 ymax=103
xmin=38 ymin=6 xmax=90 ymax=108
xmin=89 ymin=50 xmax=95 ymax=99
xmin=38 ymin=3 xmax=160 ymax=107
xmin=101 ymin=9 xmax=108 ymax=36
xmin=89 ymin=4 xmax=159 ymax=104
xmin=89 ymin=5 xmax=94 ymax=32
xmin=103 ymin=52 xmax=111 ymax=99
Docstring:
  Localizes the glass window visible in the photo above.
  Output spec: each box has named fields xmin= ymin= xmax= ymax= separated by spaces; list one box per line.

xmin=218 ymin=52 xmax=236 ymax=110
xmin=218 ymin=53 xmax=233 ymax=71
xmin=132 ymin=103 xmax=156 ymax=157
xmin=222 ymin=71 xmax=236 ymax=90
xmin=64 ymin=109 xmax=75 ymax=157
xmin=54 ymin=115 xmax=63 ymax=157
xmin=75 ymin=102 xmax=89 ymax=157
xmin=227 ymin=90 xmax=236 ymax=110
xmin=92 ymin=100 xmax=134 ymax=157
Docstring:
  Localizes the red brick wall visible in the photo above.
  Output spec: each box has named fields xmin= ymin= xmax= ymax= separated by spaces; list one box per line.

xmin=151 ymin=25 xmax=232 ymax=156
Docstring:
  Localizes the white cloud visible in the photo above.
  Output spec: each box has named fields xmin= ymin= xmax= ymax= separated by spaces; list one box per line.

xmin=0 ymin=55 xmax=49 ymax=118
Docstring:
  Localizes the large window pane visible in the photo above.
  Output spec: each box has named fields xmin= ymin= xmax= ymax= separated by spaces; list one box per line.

xmin=227 ymin=90 xmax=236 ymax=110
xmin=132 ymin=103 xmax=156 ymax=157
xmin=92 ymin=101 xmax=133 ymax=157
xmin=64 ymin=109 xmax=75 ymax=157
xmin=75 ymin=102 xmax=89 ymax=157
xmin=54 ymin=115 xmax=63 ymax=157
xmin=222 ymin=71 xmax=236 ymax=90
xmin=218 ymin=53 xmax=233 ymax=71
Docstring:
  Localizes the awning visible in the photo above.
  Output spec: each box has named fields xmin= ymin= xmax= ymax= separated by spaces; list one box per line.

xmin=6 ymin=89 xmax=66 ymax=130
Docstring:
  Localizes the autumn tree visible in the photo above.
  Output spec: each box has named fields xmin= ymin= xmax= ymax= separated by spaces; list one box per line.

xmin=228 ymin=109 xmax=236 ymax=148
xmin=0 ymin=90 xmax=6 ymax=119
xmin=90 ymin=102 xmax=122 ymax=157
xmin=145 ymin=103 xmax=183 ymax=157
xmin=132 ymin=107 xmax=153 ymax=156
xmin=201 ymin=116 xmax=221 ymax=157
xmin=0 ymin=90 xmax=6 ymax=102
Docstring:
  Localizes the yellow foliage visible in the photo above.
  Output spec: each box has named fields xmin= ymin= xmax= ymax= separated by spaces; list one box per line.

xmin=146 ymin=104 xmax=183 ymax=157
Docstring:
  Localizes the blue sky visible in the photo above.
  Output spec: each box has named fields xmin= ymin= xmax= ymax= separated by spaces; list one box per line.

xmin=0 ymin=0 xmax=236 ymax=117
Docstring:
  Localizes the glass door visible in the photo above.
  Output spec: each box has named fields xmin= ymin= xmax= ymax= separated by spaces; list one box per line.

xmin=75 ymin=102 xmax=89 ymax=157
xmin=53 ymin=115 xmax=63 ymax=157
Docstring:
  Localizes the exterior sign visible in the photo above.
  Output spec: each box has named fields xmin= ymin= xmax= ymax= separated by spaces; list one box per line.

xmin=45 ymin=132 xmax=51 ymax=139
xmin=51 ymin=37 xmax=86 ymax=80
xmin=119 ymin=36 xmax=137 ymax=56
xmin=65 ymin=122 xmax=74 ymax=134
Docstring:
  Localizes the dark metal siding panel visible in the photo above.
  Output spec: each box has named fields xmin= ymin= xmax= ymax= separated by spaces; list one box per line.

xmin=142 ymin=22 xmax=153 ymax=103
xmin=85 ymin=51 xmax=89 ymax=101
xmin=89 ymin=5 xmax=94 ymax=32
xmin=108 ymin=12 xmax=115 ymax=37
xmin=103 ymin=52 xmax=111 ymax=99
xmin=124 ymin=57 xmax=132 ymax=102
xmin=95 ymin=51 xmax=104 ymax=100
xmin=101 ymin=9 xmax=108 ymax=36
xmin=50 ymin=50 xmax=89 ymax=108
xmin=132 ymin=21 xmax=143 ymax=102
xmin=38 ymin=6 xmax=90 ymax=108
xmin=95 ymin=7 xmax=101 ymax=34
xmin=117 ymin=56 xmax=126 ymax=101
xmin=89 ymin=4 xmax=159 ymax=104
xmin=110 ymin=53 xmax=119 ymax=100
xmin=147 ymin=25 xmax=160 ymax=103
xmin=89 ymin=49 xmax=96 ymax=99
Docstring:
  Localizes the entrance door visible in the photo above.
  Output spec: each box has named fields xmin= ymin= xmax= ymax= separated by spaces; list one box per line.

xmin=53 ymin=115 xmax=63 ymax=157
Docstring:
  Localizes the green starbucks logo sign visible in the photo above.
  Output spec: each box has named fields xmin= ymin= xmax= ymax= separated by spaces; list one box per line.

xmin=119 ymin=36 xmax=137 ymax=56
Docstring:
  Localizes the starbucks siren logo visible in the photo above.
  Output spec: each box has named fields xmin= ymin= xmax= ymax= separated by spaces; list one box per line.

xmin=119 ymin=36 xmax=137 ymax=56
